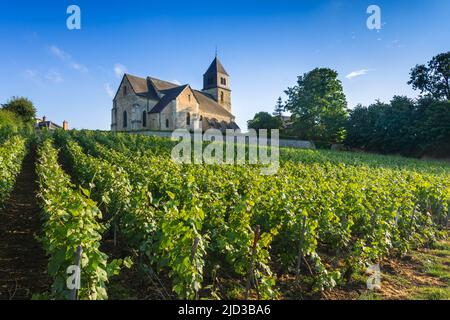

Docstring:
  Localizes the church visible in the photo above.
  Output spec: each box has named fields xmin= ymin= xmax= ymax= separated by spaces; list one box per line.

xmin=110 ymin=57 xmax=239 ymax=132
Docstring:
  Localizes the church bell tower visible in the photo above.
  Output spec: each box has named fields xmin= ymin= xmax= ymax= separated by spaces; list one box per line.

xmin=202 ymin=56 xmax=231 ymax=113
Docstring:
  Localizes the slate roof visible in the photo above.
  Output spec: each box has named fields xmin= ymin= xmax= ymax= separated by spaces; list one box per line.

xmin=122 ymin=74 xmax=234 ymax=120
xmin=193 ymin=90 xmax=233 ymax=118
xmin=204 ymin=57 xmax=229 ymax=76
xmin=125 ymin=74 xmax=149 ymax=94
xmin=150 ymin=85 xmax=189 ymax=114
xmin=36 ymin=121 xmax=62 ymax=130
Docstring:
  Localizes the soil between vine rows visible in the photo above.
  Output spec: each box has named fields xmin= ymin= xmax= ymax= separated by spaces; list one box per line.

xmin=0 ymin=147 xmax=50 ymax=300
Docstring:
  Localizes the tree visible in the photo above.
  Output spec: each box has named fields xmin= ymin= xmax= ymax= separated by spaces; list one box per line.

xmin=0 ymin=109 xmax=23 ymax=138
xmin=1 ymin=96 xmax=37 ymax=124
xmin=247 ymin=112 xmax=281 ymax=131
xmin=284 ymin=68 xmax=348 ymax=143
xmin=273 ymin=97 xmax=284 ymax=118
xmin=408 ymin=51 xmax=450 ymax=101
xmin=345 ymin=97 xmax=450 ymax=157
xmin=417 ymin=100 xmax=450 ymax=157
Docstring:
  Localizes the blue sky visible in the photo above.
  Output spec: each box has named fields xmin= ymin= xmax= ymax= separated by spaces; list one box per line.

xmin=0 ymin=0 xmax=449 ymax=130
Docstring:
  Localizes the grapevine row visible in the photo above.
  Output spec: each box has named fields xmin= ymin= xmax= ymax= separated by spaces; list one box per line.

xmin=35 ymin=138 xmax=128 ymax=299
xmin=0 ymin=135 xmax=27 ymax=206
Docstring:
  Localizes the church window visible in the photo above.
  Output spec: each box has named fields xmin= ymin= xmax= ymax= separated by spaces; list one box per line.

xmin=186 ymin=113 xmax=191 ymax=126
xmin=166 ymin=119 xmax=169 ymax=128
xmin=220 ymin=91 xmax=224 ymax=103
xmin=123 ymin=85 xmax=127 ymax=96
xmin=123 ymin=111 xmax=128 ymax=128
xmin=188 ymin=94 xmax=191 ymax=102
xmin=142 ymin=111 xmax=147 ymax=127
xmin=221 ymin=77 xmax=227 ymax=86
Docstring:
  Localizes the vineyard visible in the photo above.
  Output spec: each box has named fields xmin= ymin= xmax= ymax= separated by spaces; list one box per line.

xmin=0 ymin=129 xmax=449 ymax=300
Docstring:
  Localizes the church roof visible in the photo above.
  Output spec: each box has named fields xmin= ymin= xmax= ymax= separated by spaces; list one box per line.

xmin=203 ymin=57 xmax=229 ymax=76
xmin=125 ymin=74 xmax=149 ymax=94
xmin=150 ymin=85 xmax=189 ymax=114
xmin=193 ymin=90 xmax=233 ymax=118
xmin=122 ymin=73 xmax=234 ymax=119
xmin=149 ymin=77 xmax=179 ymax=91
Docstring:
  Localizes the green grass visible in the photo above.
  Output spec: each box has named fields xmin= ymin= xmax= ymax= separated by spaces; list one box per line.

xmin=358 ymin=291 xmax=382 ymax=300
xmin=408 ymin=239 xmax=450 ymax=300
xmin=411 ymin=287 xmax=450 ymax=300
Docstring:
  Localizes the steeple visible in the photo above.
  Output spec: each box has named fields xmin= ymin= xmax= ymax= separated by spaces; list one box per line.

xmin=203 ymin=57 xmax=229 ymax=88
xmin=202 ymin=56 xmax=232 ymax=112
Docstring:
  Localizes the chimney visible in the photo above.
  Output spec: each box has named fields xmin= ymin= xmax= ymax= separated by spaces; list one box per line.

xmin=63 ymin=120 xmax=69 ymax=131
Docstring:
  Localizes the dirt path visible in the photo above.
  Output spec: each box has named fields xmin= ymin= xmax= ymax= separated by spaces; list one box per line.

xmin=0 ymin=147 xmax=50 ymax=300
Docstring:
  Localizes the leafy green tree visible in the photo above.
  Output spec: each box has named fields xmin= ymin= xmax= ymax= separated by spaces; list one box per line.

xmin=418 ymin=100 xmax=450 ymax=157
xmin=2 ymin=96 xmax=37 ymax=124
xmin=0 ymin=109 xmax=23 ymax=139
xmin=346 ymin=97 xmax=450 ymax=157
xmin=247 ymin=112 xmax=281 ymax=131
xmin=284 ymin=68 xmax=349 ymax=143
xmin=273 ymin=97 xmax=284 ymax=118
xmin=0 ymin=109 xmax=22 ymax=128
xmin=345 ymin=104 xmax=371 ymax=149
xmin=408 ymin=52 xmax=450 ymax=100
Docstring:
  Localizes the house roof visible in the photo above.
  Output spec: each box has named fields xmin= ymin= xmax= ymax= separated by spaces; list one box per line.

xmin=36 ymin=121 xmax=62 ymax=129
xmin=204 ymin=57 xmax=229 ymax=76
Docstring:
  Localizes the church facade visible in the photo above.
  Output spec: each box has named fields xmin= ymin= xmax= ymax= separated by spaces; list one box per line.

xmin=111 ymin=57 xmax=239 ymax=132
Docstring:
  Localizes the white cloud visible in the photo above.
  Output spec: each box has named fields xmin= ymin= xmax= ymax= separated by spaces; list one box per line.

xmin=45 ymin=70 xmax=64 ymax=83
xmin=23 ymin=69 xmax=40 ymax=82
xmin=22 ymin=68 xmax=64 ymax=85
xmin=50 ymin=45 xmax=88 ymax=73
xmin=346 ymin=69 xmax=369 ymax=80
xmin=172 ymin=79 xmax=181 ymax=85
xmin=114 ymin=64 xmax=127 ymax=78
xmin=105 ymin=83 xmax=115 ymax=98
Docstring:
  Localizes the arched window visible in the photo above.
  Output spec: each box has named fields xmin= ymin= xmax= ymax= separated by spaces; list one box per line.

xmin=166 ymin=119 xmax=169 ymax=128
xmin=186 ymin=113 xmax=191 ymax=126
xmin=142 ymin=111 xmax=147 ymax=127
xmin=123 ymin=85 xmax=127 ymax=96
xmin=123 ymin=111 xmax=128 ymax=128
xmin=220 ymin=91 xmax=224 ymax=103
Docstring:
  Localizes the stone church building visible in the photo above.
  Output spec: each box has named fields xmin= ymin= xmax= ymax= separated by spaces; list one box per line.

xmin=111 ymin=57 xmax=239 ymax=132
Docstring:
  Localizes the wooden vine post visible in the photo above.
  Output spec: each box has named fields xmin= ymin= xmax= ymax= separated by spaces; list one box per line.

xmin=190 ymin=237 xmax=200 ymax=300
xmin=245 ymin=225 xmax=261 ymax=299
xmin=295 ymin=215 xmax=307 ymax=282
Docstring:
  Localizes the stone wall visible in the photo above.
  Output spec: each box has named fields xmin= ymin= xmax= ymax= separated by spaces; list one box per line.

xmin=134 ymin=131 xmax=315 ymax=150
xmin=175 ymin=87 xmax=200 ymax=130
xmin=112 ymin=76 xmax=157 ymax=132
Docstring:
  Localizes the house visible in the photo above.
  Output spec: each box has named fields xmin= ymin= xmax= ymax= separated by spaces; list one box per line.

xmin=35 ymin=116 xmax=68 ymax=131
